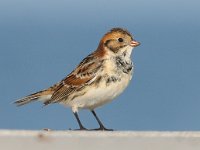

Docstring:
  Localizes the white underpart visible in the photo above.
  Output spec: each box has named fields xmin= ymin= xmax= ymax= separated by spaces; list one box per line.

xmin=70 ymin=77 xmax=131 ymax=112
xmin=39 ymin=95 xmax=52 ymax=102
xmin=64 ymin=46 xmax=134 ymax=112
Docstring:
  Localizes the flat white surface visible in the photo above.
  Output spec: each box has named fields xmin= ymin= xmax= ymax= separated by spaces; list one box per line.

xmin=1 ymin=130 xmax=200 ymax=150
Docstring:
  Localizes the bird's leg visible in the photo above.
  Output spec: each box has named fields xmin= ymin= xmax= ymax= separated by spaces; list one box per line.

xmin=73 ymin=112 xmax=88 ymax=130
xmin=91 ymin=110 xmax=113 ymax=131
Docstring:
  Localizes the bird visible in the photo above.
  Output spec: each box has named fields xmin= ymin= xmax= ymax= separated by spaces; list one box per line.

xmin=14 ymin=28 xmax=140 ymax=131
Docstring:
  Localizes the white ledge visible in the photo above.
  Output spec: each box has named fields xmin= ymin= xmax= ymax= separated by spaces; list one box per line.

xmin=1 ymin=130 xmax=200 ymax=150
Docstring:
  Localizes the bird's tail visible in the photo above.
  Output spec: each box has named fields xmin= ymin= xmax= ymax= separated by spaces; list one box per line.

xmin=14 ymin=90 xmax=53 ymax=106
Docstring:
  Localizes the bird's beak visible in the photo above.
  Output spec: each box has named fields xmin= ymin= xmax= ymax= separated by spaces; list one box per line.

xmin=130 ymin=40 xmax=140 ymax=47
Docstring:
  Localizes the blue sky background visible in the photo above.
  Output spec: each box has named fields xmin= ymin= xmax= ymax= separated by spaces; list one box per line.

xmin=0 ymin=0 xmax=200 ymax=130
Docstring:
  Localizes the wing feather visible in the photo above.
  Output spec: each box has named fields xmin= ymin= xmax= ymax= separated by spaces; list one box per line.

xmin=44 ymin=52 xmax=104 ymax=105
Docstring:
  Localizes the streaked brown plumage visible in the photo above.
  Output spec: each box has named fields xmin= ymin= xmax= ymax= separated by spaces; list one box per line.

xmin=14 ymin=28 xmax=140 ymax=130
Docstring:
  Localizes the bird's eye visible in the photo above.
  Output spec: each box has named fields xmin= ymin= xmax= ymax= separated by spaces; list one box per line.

xmin=118 ymin=38 xmax=124 ymax=42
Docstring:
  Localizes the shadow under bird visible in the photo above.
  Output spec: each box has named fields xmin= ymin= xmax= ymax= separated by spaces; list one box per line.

xmin=14 ymin=28 xmax=140 ymax=131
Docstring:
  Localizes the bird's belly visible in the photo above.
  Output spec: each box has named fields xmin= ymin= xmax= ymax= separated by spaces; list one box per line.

xmin=67 ymin=74 xmax=132 ymax=110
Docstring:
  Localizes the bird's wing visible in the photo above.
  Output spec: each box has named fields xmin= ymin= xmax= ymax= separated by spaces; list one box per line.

xmin=44 ymin=53 xmax=104 ymax=105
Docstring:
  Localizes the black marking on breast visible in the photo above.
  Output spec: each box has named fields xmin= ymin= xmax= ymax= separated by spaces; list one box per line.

xmin=115 ymin=56 xmax=133 ymax=74
xmin=95 ymin=76 xmax=102 ymax=85
xmin=106 ymin=76 xmax=119 ymax=85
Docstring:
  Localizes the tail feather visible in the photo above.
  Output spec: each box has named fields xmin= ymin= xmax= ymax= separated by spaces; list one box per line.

xmin=14 ymin=95 xmax=39 ymax=106
xmin=14 ymin=90 xmax=52 ymax=106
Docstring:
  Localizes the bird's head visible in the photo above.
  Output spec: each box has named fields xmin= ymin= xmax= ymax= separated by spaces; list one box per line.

xmin=97 ymin=28 xmax=140 ymax=57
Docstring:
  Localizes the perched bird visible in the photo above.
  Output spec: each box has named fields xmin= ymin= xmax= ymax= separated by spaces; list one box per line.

xmin=14 ymin=28 xmax=140 ymax=131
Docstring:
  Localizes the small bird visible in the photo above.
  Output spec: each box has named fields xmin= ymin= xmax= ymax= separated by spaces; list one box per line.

xmin=14 ymin=28 xmax=140 ymax=131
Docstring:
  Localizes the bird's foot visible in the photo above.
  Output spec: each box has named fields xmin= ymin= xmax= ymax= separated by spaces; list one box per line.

xmin=91 ymin=126 xmax=114 ymax=131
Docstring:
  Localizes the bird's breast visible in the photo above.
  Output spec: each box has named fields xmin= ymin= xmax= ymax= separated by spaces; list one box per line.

xmin=64 ymin=57 xmax=134 ymax=110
